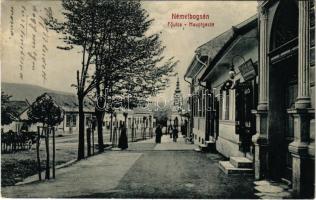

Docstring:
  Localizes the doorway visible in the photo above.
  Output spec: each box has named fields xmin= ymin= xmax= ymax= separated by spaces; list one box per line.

xmin=268 ymin=55 xmax=297 ymax=181
xmin=235 ymin=80 xmax=257 ymax=154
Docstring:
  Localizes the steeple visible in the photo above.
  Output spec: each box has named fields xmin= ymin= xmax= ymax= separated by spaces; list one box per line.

xmin=173 ymin=76 xmax=183 ymax=108
xmin=175 ymin=76 xmax=181 ymax=93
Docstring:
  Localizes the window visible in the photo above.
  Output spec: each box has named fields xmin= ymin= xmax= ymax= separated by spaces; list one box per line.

xmin=199 ymin=91 xmax=202 ymax=117
xmin=128 ymin=118 xmax=131 ymax=128
xmin=66 ymin=114 xmax=77 ymax=127
xmin=202 ymin=90 xmax=206 ymax=117
xmin=218 ymin=95 xmax=223 ymax=120
xmin=86 ymin=116 xmax=91 ymax=126
xmin=219 ymin=90 xmax=231 ymax=121
xmin=225 ymin=90 xmax=230 ymax=120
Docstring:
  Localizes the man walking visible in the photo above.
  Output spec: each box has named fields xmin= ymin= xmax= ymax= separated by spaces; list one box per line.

xmin=172 ymin=126 xmax=178 ymax=142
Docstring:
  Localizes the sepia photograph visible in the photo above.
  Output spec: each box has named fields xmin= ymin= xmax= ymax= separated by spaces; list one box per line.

xmin=1 ymin=0 xmax=315 ymax=199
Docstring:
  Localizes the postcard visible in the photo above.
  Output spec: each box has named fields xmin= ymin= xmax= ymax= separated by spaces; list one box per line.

xmin=1 ymin=0 xmax=315 ymax=198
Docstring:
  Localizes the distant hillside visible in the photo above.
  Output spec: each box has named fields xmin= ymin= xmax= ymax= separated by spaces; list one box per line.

xmin=1 ymin=82 xmax=76 ymax=103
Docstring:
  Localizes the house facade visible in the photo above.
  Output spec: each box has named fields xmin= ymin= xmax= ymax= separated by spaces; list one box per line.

xmin=185 ymin=16 xmax=258 ymax=148
xmin=184 ymin=0 xmax=315 ymax=197
xmin=3 ymin=92 xmax=95 ymax=134
xmin=200 ymin=16 xmax=258 ymax=158
xmin=252 ymin=0 xmax=315 ymax=197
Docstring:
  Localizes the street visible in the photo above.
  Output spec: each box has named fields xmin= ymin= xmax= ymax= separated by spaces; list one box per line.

xmin=2 ymin=134 xmax=256 ymax=198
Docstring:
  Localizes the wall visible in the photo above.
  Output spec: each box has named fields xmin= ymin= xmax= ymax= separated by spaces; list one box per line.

xmin=216 ymin=121 xmax=245 ymax=158
xmin=193 ymin=116 xmax=206 ymax=144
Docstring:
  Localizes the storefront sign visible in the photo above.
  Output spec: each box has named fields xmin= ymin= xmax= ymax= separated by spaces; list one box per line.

xmin=238 ymin=59 xmax=256 ymax=81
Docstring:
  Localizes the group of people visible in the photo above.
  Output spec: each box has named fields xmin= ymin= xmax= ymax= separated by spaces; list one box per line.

xmin=155 ymin=124 xmax=179 ymax=144
xmin=119 ymin=123 xmax=182 ymax=149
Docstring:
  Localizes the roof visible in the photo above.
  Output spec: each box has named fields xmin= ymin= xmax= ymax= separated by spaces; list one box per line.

xmin=184 ymin=15 xmax=257 ymax=79
xmin=46 ymin=92 xmax=95 ymax=113
xmin=200 ymin=15 xmax=258 ymax=81
xmin=6 ymin=100 xmax=29 ymax=119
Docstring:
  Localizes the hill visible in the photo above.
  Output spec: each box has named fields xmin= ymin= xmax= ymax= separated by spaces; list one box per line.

xmin=1 ymin=82 xmax=76 ymax=103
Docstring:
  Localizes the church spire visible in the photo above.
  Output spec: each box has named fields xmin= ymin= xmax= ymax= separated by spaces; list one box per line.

xmin=173 ymin=76 xmax=183 ymax=108
xmin=175 ymin=76 xmax=181 ymax=93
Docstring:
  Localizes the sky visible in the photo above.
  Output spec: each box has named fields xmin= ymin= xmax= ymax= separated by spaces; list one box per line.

xmin=1 ymin=0 xmax=258 ymax=101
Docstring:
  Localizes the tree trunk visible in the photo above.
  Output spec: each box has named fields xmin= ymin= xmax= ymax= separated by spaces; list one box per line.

xmin=77 ymin=95 xmax=85 ymax=160
xmin=92 ymin=128 xmax=95 ymax=155
xmin=52 ymin=127 xmax=55 ymax=179
xmin=95 ymin=111 xmax=104 ymax=152
xmin=36 ymin=126 xmax=42 ymax=180
xmin=110 ymin=113 xmax=113 ymax=142
xmin=87 ymin=127 xmax=91 ymax=156
xmin=45 ymin=127 xmax=50 ymax=179
xmin=132 ymin=118 xmax=134 ymax=142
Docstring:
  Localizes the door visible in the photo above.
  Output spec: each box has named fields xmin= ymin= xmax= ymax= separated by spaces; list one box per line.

xmin=235 ymin=81 xmax=256 ymax=153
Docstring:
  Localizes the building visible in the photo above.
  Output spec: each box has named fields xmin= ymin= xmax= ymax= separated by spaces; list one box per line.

xmin=184 ymin=16 xmax=257 ymax=148
xmin=103 ymin=106 xmax=155 ymax=142
xmin=200 ymin=16 xmax=258 ymax=157
xmin=2 ymin=100 xmax=30 ymax=133
xmin=2 ymin=90 xmax=95 ymax=133
xmin=185 ymin=0 xmax=315 ymax=197
xmin=252 ymin=0 xmax=315 ymax=197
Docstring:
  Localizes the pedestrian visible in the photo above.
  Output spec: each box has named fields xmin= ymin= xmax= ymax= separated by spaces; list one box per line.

xmin=172 ymin=126 xmax=178 ymax=142
xmin=181 ymin=124 xmax=184 ymax=135
xmin=118 ymin=124 xmax=128 ymax=150
xmin=168 ymin=124 xmax=173 ymax=138
xmin=155 ymin=124 xmax=162 ymax=143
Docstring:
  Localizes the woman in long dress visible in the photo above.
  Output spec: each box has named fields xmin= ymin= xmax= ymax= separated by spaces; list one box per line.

xmin=155 ymin=124 xmax=162 ymax=143
xmin=118 ymin=125 xmax=128 ymax=150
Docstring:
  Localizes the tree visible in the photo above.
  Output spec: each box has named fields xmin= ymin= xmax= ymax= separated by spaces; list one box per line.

xmin=27 ymin=93 xmax=64 ymax=179
xmin=46 ymin=0 xmax=178 ymax=156
xmin=1 ymin=92 xmax=18 ymax=125
xmin=27 ymin=93 xmax=64 ymax=126
xmin=46 ymin=0 xmax=100 ymax=159
xmin=154 ymin=109 xmax=170 ymax=127
xmin=84 ymin=1 xmax=178 ymax=151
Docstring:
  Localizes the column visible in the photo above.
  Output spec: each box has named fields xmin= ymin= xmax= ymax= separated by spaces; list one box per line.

xmin=296 ymin=0 xmax=311 ymax=109
xmin=288 ymin=110 xmax=311 ymax=197
xmin=289 ymin=0 xmax=312 ymax=197
xmin=258 ymin=6 xmax=269 ymax=111
xmin=252 ymin=6 xmax=269 ymax=180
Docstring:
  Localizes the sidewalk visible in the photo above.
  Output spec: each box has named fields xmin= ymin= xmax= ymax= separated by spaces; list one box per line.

xmin=1 ymin=152 xmax=142 ymax=198
xmin=1 ymin=133 xmax=196 ymax=198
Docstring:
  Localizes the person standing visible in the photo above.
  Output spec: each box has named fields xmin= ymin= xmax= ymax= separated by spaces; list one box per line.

xmin=118 ymin=124 xmax=128 ymax=150
xmin=168 ymin=124 xmax=173 ymax=138
xmin=172 ymin=126 xmax=178 ymax=142
xmin=155 ymin=124 xmax=162 ymax=144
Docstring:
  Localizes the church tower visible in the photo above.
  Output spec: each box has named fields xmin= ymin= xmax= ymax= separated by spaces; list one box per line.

xmin=173 ymin=76 xmax=183 ymax=111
